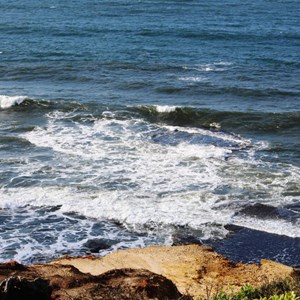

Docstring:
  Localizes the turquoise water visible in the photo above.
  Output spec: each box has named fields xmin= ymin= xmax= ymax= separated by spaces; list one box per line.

xmin=0 ymin=0 xmax=299 ymax=265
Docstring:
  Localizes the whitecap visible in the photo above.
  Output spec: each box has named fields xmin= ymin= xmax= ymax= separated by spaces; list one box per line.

xmin=182 ymin=61 xmax=233 ymax=73
xmin=0 ymin=95 xmax=28 ymax=109
xmin=154 ymin=105 xmax=177 ymax=113
xmin=178 ymin=76 xmax=207 ymax=82
xmin=102 ymin=111 xmax=116 ymax=118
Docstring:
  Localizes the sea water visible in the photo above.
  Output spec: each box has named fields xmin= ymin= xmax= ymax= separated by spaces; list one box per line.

xmin=0 ymin=0 xmax=299 ymax=265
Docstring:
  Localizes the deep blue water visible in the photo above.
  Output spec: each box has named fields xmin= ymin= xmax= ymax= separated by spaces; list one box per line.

xmin=0 ymin=0 xmax=299 ymax=265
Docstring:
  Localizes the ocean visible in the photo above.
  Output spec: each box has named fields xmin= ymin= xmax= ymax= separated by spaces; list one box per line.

xmin=0 ymin=0 xmax=299 ymax=265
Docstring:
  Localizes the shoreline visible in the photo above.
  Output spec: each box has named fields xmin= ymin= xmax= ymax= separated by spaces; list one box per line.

xmin=0 ymin=244 xmax=299 ymax=299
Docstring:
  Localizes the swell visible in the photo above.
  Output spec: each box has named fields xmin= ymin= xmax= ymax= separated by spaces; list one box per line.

xmin=134 ymin=105 xmax=300 ymax=134
xmin=0 ymin=61 xmax=183 ymax=82
xmin=3 ymin=98 xmax=300 ymax=136
xmin=0 ymin=135 xmax=33 ymax=149
xmin=0 ymin=96 xmax=86 ymax=113
xmin=155 ymin=85 xmax=300 ymax=98
xmin=0 ymin=97 xmax=47 ymax=110
xmin=139 ymin=28 xmax=300 ymax=43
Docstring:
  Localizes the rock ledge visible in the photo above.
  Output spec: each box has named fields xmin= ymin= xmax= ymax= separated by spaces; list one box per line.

xmin=0 ymin=245 xmax=297 ymax=299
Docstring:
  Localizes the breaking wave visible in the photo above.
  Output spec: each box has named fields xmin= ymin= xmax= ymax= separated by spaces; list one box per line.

xmin=134 ymin=105 xmax=300 ymax=134
xmin=0 ymin=95 xmax=29 ymax=109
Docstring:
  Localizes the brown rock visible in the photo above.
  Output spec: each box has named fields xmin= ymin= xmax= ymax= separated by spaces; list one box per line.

xmin=0 ymin=245 xmax=297 ymax=299
xmin=84 ymin=268 xmax=189 ymax=300
xmin=54 ymin=244 xmax=297 ymax=298
xmin=0 ymin=262 xmax=189 ymax=299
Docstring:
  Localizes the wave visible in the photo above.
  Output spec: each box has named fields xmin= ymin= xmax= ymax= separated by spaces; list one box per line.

xmin=155 ymin=105 xmax=177 ymax=113
xmin=134 ymin=105 xmax=300 ymax=133
xmin=139 ymin=27 xmax=300 ymax=43
xmin=182 ymin=62 xmax=232 ymax=73
xmin=0 ymin=61 xmax=184 ymax=82
xmin=154 ymin=83 xmax=300 ymax=98
xmin=2 ymin=98 xmax=300 ymax=138
xmin=0 ymin=95 xmax=29 ymax=109
xmin=0 ymin=95 xmax=89 ymax=114
xmin=1 ymin=101 xmax=299 ymax=263
xmin=178 ymin=76 xmax=207 ymax=82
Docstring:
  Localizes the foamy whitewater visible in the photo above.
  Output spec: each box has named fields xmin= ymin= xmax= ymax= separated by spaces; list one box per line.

xmin=0 ymin=0 xmax=299 ymax=265
xmin=0 ymin=97 xmax=300 ymax=264
xmin=0 ymin=95 xmax=27 ymax=109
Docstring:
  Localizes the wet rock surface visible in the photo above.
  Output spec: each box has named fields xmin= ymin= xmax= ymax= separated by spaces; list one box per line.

xmin=83 ymin=238 xmax=115 ymax=253
xmin=214 ymin=225 xmax=300 ymax=266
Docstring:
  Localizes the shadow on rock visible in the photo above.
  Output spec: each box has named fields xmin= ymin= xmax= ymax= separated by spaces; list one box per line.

xmin=0 ymin=276 xmax=52 ymax=300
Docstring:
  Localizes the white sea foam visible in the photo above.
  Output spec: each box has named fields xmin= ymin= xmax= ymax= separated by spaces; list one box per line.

xmin=1 ymin=110 xmax=300 ymax=263
xmin=164 ymin=124 xmax=252 ymax=148
xmin=183 ymin=61 xmax=233 ymax=73
xmin=10 ymin=111 xmax=298 ymax=241
xmin=0 ymin=187 xmax=230 ymax=228
xmin=230 ymin=216 xmax=300 ymax=238
xmin=0 ymin=194 xmax=166 ymax=263
xmin=0 ymin=95 xmax=28 ymax=109
xmin=178 ymin=76 xmax=207 ymax=82
xmin=196 ymin=62 xmax=231 ymax=72
xmin=155 ymin=105 xmax=177 ymax=113
xmin=0 ymin=106 xmax=298 ymax=264
xmin=102 ymin=110 xmax=116 ymax=118
xmin=209 ymin=122 xmax=221 ymax=129
xmin=17 ymin=115 xmax=238 ymax=233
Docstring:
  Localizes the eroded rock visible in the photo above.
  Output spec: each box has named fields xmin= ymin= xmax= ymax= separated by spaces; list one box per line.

xmin=0 ymin=245 xmax=298 ymax=299
xmin=0 ymin=262 xmax=189 ymax=300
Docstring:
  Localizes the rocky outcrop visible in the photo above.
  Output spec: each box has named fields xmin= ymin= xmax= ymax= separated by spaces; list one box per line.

xmin=0 ymin=261 xmax=189 ymax=300
xmin=0 ymin=245 xmax=297 ymax=299
xmin=54 ymin=245 xmax=297 ymax=298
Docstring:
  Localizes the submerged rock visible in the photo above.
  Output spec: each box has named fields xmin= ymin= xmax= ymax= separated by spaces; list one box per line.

xmin=83 ymin=238 xmax=115 ymax=253
xmin=171 ymin=233 xmax=203 ymax=246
